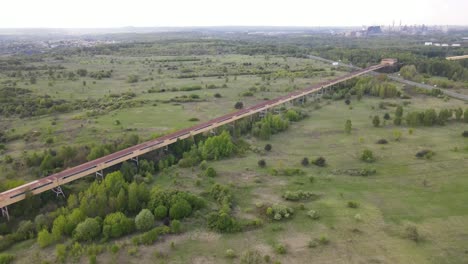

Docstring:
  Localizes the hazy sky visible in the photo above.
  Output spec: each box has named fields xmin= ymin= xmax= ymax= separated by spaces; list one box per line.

xmin=1 ymin=0 xmax=467 ymax=28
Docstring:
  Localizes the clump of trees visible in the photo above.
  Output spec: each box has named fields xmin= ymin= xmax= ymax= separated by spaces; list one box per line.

xmin=252 ymin=113 xmax=289 ymax=140
xmin=266 ymin=204 xmax=294 ymax=221
xmin=282 ymin=191 xmax=319 ymax=201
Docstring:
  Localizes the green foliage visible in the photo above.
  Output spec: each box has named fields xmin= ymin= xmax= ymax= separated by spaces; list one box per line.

xmin=240 ymin=250 xmax=262 ymax=264
xmin=274 ymin=244 xmax=287 ymax=254
xmin=344 ymin=120 xmax=352 ymax=134
xmin=207 ymin=212 xmax=240 ymax=233
xmin=132 ymin=226 xmax=170 ymax=245
xmin=282 ymin=191 xmax=319 ymax=201
xmin=0 ymin=254 xmax=15 ymax=264
xmin=269 ymin=204 xmax=294 ymax=221
xmin=360 ymin=149 xmax=375 ymax=163
xmin=73 ymin=218 xmax=101 ymax=242
xmin=102 ymin=212 xmax=134 ymax=239
xmin=225 ymin=249 xmax=236 ymax=258
xmin=372 ymin=115 xmax=380 ymax=127
xmin=205 ymin=167 xmax=217 ymax=177
xmin=347 ymin=201 xmax=359 ymax=208
xmin=37 ymin=229 xmax=55 ymax=248
xmin=127 ymin=74 xmax=139 ymax=83
xmin=199 ymin=131 xmax=235 ymax=160
xmin=264 ymin=144 xmax=272 ymax=151
xmin=313 ymin=156 xmax=326 ymax=167
xmin=416 ymin=149 xmax=435 ymax=159
xmin=171 ymin=219 xmax=182 ymax=233
xmin=406 ymin=225 xmax=421 ymax=242
xmin=234 ymin=102 xmax=244 ymax=109
xmin=169 ymin=199 xmax=192 ymax=220
xmin=285 ymin=109 xmax=301 ymax=122
xmin=376 ymin=139 xmax=388 ymax=144
xmin=135 ymin=209 xmax=155 ymax=231
xmin=154 ymin=205 xmax=168 ymax=220
xmin=252 ymin=113 xmax=289 ymax=140
xmin=55 ymin=244 xmax=67 ymax=263
xmin=307 ymin=210 xmax=320 ymax=220
xmin=258 ymin=159 xmax=266 ymax=167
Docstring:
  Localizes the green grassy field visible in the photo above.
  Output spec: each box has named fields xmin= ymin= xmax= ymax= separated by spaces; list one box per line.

xmin=8 ymin=95 xmax=468 ymax=264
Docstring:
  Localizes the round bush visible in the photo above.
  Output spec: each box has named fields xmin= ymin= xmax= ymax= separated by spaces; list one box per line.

xmin=171 ymin=219 xmax=181 ymax=233
xmin=154 ymin=205 xmax=168 ymax=220
xmin=301 ymin=157 xmax=309 ymax=166
xmin=258 ymin=159 xmax=266 ymax=168
xmin=313 ymin=157 xmax=326 ymax=167
xmin=376 ymin=139 xmax=388 ymax=144
xmin=234 ymin=102 xmax=244 ymax=109
xmin=205 ymin=167 xmax=217 ymax=177
xmin=360 ymin=149 xmax=375 ymax=162
xmin=264 ymin=144 xmax=272 ymax=151
xmin=169 ymin=199 xmax=192 ymax=220
xmin=135 ymin=209 xmax=155 ymax=231
xmin=462 ymin=131 xmax=468 ymax=137
xmin=73 ymin=218 xmax=101 ymax=242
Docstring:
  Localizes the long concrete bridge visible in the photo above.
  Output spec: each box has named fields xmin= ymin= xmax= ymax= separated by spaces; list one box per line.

xmin=0 ymin=59 xmax=396 ymax=220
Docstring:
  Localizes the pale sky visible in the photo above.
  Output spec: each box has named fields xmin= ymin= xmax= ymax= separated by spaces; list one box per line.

xmin=1 ymin=0 xmax=467 ymax=28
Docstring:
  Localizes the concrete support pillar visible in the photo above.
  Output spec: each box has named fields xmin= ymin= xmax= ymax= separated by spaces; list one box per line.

xmin=96 ymin=170 xmax=104 ymax=182
xmin=51 ymin=186 xmax=65 ymax=198
xmin=1 ymin=207 xmax=9 ymax=221
xmin=131 ymin=156 xmax=139 ymax=166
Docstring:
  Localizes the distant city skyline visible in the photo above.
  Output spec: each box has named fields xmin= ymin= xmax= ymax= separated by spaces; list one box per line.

xmin=1 ymin=0 xmax=467 ymax=28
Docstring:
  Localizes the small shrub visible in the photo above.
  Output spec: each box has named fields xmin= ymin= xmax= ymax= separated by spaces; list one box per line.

xmin=199 ymin=160 xmax=208 ymax=170
xmin=318 ymin=236 xmax=330 ymax=245
xmin=345 ymin=99 xmax=351 ymax=105
xmin=240 ymin=250 xmax=262 ymax=264
xmin=347 ymin=201 xmax=359 ymax=208
xmin=0 ymin=254 xmax=15 ymax=264
xmin=171 ymin=220 xmax=181 ymax=233
xmin=415 ymin=149 xmax=434 ymax=159
xmin=405 ymin=225 xmax=420 ymax=242
xmin=214 ymin=93 xmax=222 ymax=98
xmin=301 ymin=157 xmax=309 ymax=166
xmin=234 ymin=102 xmax=244 ymax=109
xmin=110 ymin=244 xmax=119 ymax=254
xmin=274 ymin=244 xmax=287 ymax=254
xmin=225 ymin=249 xmax=236 ymax=258
xmin=376 ymin=139 xmax=388 ymax=144
xmin=188 ymin=117 xmax=199 ymax=122
xmin=462 ymin=131 xmax=468 ymax=137
xmin=46 ymin=137 xmax=54 ymax=144
xmin=384 ymin=113 xmax=391 ymax=120
xmin=258 ymin=159 xmax=266 ymax=168
xmin=205 ymin=167 xmax=217 ymax=177
xmin=308 ymin=240 xmax=318 ymax=248
xmin=307 ymin=210 xmax=320 ymax=220
xmin=308 ymin=176 xmax=315 ymax=183
xmin=264 ymin=144 xmax=272 ymax=151
xmin=313 ymin=157 xmax=326 ymax=167
xmin=360 ymin=149 xmax=375 ymax=163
